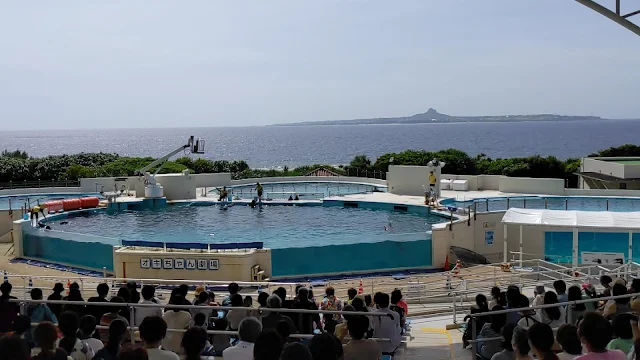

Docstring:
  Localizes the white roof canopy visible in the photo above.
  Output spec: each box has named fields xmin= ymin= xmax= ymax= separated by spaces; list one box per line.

xmin=501 ymin=208 xmax=640 ymax=230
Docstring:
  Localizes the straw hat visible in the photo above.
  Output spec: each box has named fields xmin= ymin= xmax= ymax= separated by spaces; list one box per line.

xmin=194 ymin=285 xmax=206 ymax=295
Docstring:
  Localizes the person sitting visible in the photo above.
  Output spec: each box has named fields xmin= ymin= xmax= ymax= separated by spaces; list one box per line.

xmin=582 ymin=284 xmax=598 ymax=312
xmin=566 ymin=286 xmax=586 ymax=325
xmin=62 ymin=288 xmax=86 ymax=319
xmin=274 ymin=287 xmax=294 ymax=309
xmin=490 ymin=323 xmax=516 ymax=360
xmin=603 ymin=283 xmax=630 ymax=319
xmin=115 ymin=287 xmax=131 ymax=320
xmin=181 ymin=327 xmax=207 ymax=360
xmin=372 ymin=293 xmax=401 ymax=356
xmin=93 ymin=319 xmax=128 ymax=360
xmin=275 ymin=320 xmax=293 ymax=345
xmin=391 ymin=288 xmax=409 ymax=316
xmin=78 ymin=315 xmax=104 ymax=354
xmin=477 ymin=305 xmax=507 ymax=359
xmin=347 ymin=288 xmax=358 ymax=305
xmin=0 ymin=282 xmax=19 ymax=334
xmin=334 ymin=305 xmax=355 ymax=343
xmin=554 ymin=280 xmax=568 ymax=303
xmin=320 ymin=286 xmax=343 ymax=334
xmin=86 ymin=283 xmax=110 ymax=326
xmin=135 ymin=285 xmax=163 ymax=327
xmin=261 ymin=295 xmax=296 ymax=332
xmin=189 ymin=291 xmax=212 ymax=320
xmin=27 ymin=288 xmax=58 ymax=325
xmin=32 ymin=321 xmax=70 ymax=360
xmin=343 ymin=315 xmax=382 ymax=360
xmin=253 ymin=329 xmax=283 ymax=360
xmin=606 ymin=313 xmax=634 ymax=354
xmin=222 ymin=317 xmax=262 ymax=360
xmin=12 ymin=315 xmax=31 ymax=344
xmin=600 ymin=275 xmax=613 ymax=298
xmin=505 ymin=285 xmax=522 ymax=324
xmin=556 ymin=324 xmax=583 ymax=360
xmin=533 ymin=285 xmax=546 ymax=306
xmin=47 ymin=283 xmax=65 ymax=319
xmin=511 ymin=326 xmax=533 ymax=360
xmin=538 ymin=291 xmax=566 ymax=329
xmin=290 ymin=287 xmax=322 ymax=335
xmin=488 ymin=287 xmax=502 ymax=309
xmin=528 ymin=323 xmax=556 ymax=360
xmin=227 ymin=294 xmax=248 ymax=331
xmin=139 ymin=316 xmax=178 ymax=360
xmin=516 ymin=294 xmax=541 ymax=330
xmin=577 ymin=312 xmax=626 ymax=360
xmin=463 ymin=294 xmax=490 ymax=347
xmin=99 ymin=297 xmax=129 ymax=343
xmin=308 ymin=333 xmax=343 ymax=360
xmin=161 ymin=295 xmax=192 ymax=354
xmin=57 ymin=312 xmax=95 ymax=360
xmin=281 ymin=343 xmax=312 ymax=360
xmin=211 ymin=317 xmax=230 ymax=356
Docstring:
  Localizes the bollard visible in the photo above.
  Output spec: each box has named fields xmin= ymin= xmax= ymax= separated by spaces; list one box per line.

xmin=473 ymin=202 xmax=477 ymax=220
xmin=507 ymin=197 xmax=510 ymax=209
xmin=545 ymin=198 xmax=548 ymax=209
xmin=606 ymin=200 xmax=609 ymax=211
xmin=103 ymin=267 xmax=107 ymax=279
xmin=523 ymin=199 xmax=527 ymax=208
xmin=565 ymin=199 xmax=568 ymax=210
xmin=486 ymin=199 xmax=489 ymax=212
xmin=449 ymin=210 xmax=454 ymax=231
xmin=3 ymin=270 xmax=7 ymax=283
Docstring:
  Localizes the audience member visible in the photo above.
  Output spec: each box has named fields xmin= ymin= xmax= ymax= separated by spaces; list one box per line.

xmin=607 ymin=313 xmax=634 ymax=354
xmin=190 ymin=291 xmax=213 ymax=321
xmin=567 ymin=286 xmax=586 ymax=325
xmin=47 ymin=283 xmax=65 ymax=319
xmin=603 ymin=283 xmax=630 ymax=319
xmin=364 ymin=294 xmax=375 ymax=313
xmin=127 ymin=282 xmax=140 ymax=304
xmin=32 ymin=321 xmax=69 ymax=360
xmin=87 ymin=283 xmax=110 ymax=325
xmin=334 ymin=305 xmax=355 ymax=343
xmin=181 ymin=327 xmax=207 ymax=360
xmin=347 ymin=288 xmax=358 ymax=305
xmin=533 ymin=285 xmax=546 ymax=306
xmin=489 ymin=287 xmax=502 ymax=308
xmin=389 ymin=289 xmax=407 ymax=328
xmin=512 ymin=326 xmax=533 ymax=360
xmin=58 ymin=312 xmax=95 ymax=360
xmin=78 ymin=315 xmax=104 ymax=354
xmin=554 ymin=280 xmax=568 ymax=303
xmin=320 ymin=286 xmax=343 ymax=334
xmin=371 ymin=292 xmax=401 ymax=355
xmin=99 ymin=297 xmax=129 ymax=343
xmin=291 ymin=287 xmax=321 ymax=335
xmin=577 ymin=312 xmax=626 ymax=360
xmin=253 ymin=329 xmax=283 ymax=360
xmin=529 ymin=323 xmax=557 ymax=360
xmin=539 ymin=291 xmax=566 ymax=328
xmin=478 ymin=305 xmax=507 ymax=359
xmin=516 ymin=294 xmax=541 ymax=330
xmin=600 ymin=275 xmax=613 ymax=298
xmin=463 ymin=294 xmax=490 ymax=347
xmin=227 ymin=294 xmax=248 ymax=330
xmin=0 ymin=335 xmax=31 ymax=360
xmin=139 ymin=316 xmax=178 ymax=360
xmin=275 ymin=320 xmax=293 ymax=345
xmin=161 ymin=295 xmax=191 ymax=354
xmin=556 ymin=324 xmax=583 ymax=360
xmin=280 ymin=343 xmax=312 ymax=360
xmin=274 ymin=287 xmax=293 ymax=309
xmin=93 ymin=319 xmax=128 ymax=360
xmin=257 ymin=292 xmax=269 ymax=308
xmin=505 ymin=285 xmax=521 ymax=324
xmin=116 ymin=347 xmax=148 ymax=360
xmin=211 ymin=317 xmax=231 ymax=356
xmin=208 ymin=291 xmax=220 ymax=306
xmin=0 ymin=282 xmax=19 ymax=333
xmin=582 ymin=284 xmax=598 ymax=312
xmin=28 ymin=288 xmax=58 ymax=323
xmin=62 ymin=288 xmax=86 ymax=319
xmin=308 ymin=333 xmax=343 ymax=360
xmin=490 ymin=323 xmax=516 ymax=360
xmin=343 ymin=315 xmax=382 ymax=360
xmin=351 ymin=297 xmax=373 ymax=336
xmin=135 ymin=285 xmax=163 ymax=326
xmin=223 ymin=317 xmax=262 ymax=360
xmin=261 ymin=295 xmax=295 ymax=332
xmin=224 ymin=283 xmax=240 ymax=307
xmin=13 ymin=315 xmax=32 ymax=341
xmin=116 ymin=287 xmax=132 ymax=320
xmin=391 ymin=288 xmax=409 ymax=316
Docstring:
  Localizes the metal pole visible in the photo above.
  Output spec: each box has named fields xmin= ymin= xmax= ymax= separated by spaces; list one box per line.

xmin=507 ymin=197 xmax=510 ymax=209
xmin=545 ymin=198 xmax=548 ymax=209
xmin=129 ymin=305 xmax=135 ymax=343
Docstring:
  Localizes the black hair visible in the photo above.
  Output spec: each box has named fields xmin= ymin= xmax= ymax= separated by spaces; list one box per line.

xmin=512 ymin=326 xmax=531 ymax=356
xmin=178 ymin=284 xmax=189 ymax=297
xmin=97 ymin=283 xmax=110 ymax=297
xmin=213 ymin=317 xmax=228 ymax=331
xmin=612 ymin=313 xmax=633 ymax=340
xmin=347 ymin=315 xmax=369 ymax=340
xmin=197 ymin=291 xmax=209 ymax=304
xmin=253 ymin=329 xmax=283 ymax=360
xmin=280 ymin=342 xmax=312 ymax=360
xmin=58 ymin=312 xmax=80 ymax=354
xmin=579 ymin=312 xmax=613 ymax=352
xmin=553 ymin=280 xmax=567 ymax=294
xmin=489 ymin=305 xmax=507 ymax=333
xmin=257 ymin=292 xmax=269 ymax=307
xmin=228 ymin=282 xmax=239 ymax=295
xmin=274 ymin=287 xmax=287 ymax=302
xmin=347 ymin=288 xmax=357 ymax=300
xmin=391 ymin=289 xmax=403 ymax=304
xmin=78 ymin=315 xmax=97 ymax=339
xmin=12 ymin=315 xmax=31 ymax=335
xmin=116 ymin=287 xmax=131 ymax=302
xmin=364 ymin=294 xmax=372 ymax=306
xmin=475 ymin=294 xmax=488 ymax=309
xmin=34 ymin=322 xmax=59 ymax=351
xmin=377 ymin=293 xmax=390 ymax=308
xmin=497 ymin=292 xmax=507 ymax=307
xmin=516 ymin=293 xmax=530 ymax=308
xmin=67 ymin=288 xmax=83 ymax=302
xmin=116 ymin=346 xmax=148 ymax=360
xmin=325 ymin=286 xmax=335 ymax=297
xmin=556 ymin=324 xmax=582 ymax=355
xmin=351 ymin=297 xmax=366 ymax=311
xmin=33 ymin=348 xmax=69 ymax=360
xmin=297 ymin=288 xmax=309 ymax=303
xmin=168 ymin=295 xmax=185 ymax=312
xmin=631 ymin=278 xmax=640 ymax=293
xmin=506 ymin=285 xmax=520 ymax=306
xmin=309 ymin=333 xmax=343 ymax=360
xmin=30 ymin=287 xmax=43 ymax=300
xmin=1 ymin=281 xmax=14 ymax=295
xmin=600 ymin=275 xmax=613 ymax=286
xmin=194 ymin=313 xmax=206 ymax=327
xmin=0 ymin=335 xmax=30 ymax=360
xmin=567 ymin=286 xmax=586 ymax=311
xmin=528 ymin=322 xmax=558 ymax=360
xmin=543 ymin=291 xmax=562 ymax=320
xmin=230 ymin=293 xmax=244 ymax=307
xmin=491 ymin=286 xmax=501 ymax=299
xmin=139 ymin=316 xmax=167 ymax=344
xmin=275 ymin=320 xmax=291 ymax=343
xmin=612 ymin=283 xmax=630 ymax=304
xmin=500 ymin=323 xmax=516 ymax=351
xmin=182 ymin=327 xmax=207 ymax=360
xmin=105 ymin=319 xmax=128 ymax=356
xmin=109 ymin=296 xmax=125 ymax=313
xmin=141 ymin=285 xmax=155 ymax=301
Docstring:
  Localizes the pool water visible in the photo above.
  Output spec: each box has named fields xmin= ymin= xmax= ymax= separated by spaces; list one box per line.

xmin=445 ymin=196 xmax=640 ymax=212
xmin=53 ymin=205 xmax=440 ymax=248
xmin=210 ymin=182 xmax=384 ymax=200
xmin=0 ymin=193 xmax=101 ymax=210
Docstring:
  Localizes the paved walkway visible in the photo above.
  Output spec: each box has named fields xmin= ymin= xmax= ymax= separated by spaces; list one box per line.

xmin=405 ymin=314 xmax=471 ymax=360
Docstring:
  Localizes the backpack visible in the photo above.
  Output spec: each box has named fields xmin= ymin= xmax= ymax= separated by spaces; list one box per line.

xmin=93 ymin=348 xmax=117 ymax=360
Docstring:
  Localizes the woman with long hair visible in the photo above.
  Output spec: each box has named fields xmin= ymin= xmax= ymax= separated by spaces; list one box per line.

xmin=528 ymin=323 xmax=558 ymax=360
xmin=93 ymin=319 xmax=128 ymax=360
xmin=478 ymin=305 xmax=507 ymax=359
xmin=567 ymin=286 xmax=586 ymax=325
xmin=463 ymin=294 xmax=490 ymax=347
xmin=539 ymin=292 xmax=566 ymax=328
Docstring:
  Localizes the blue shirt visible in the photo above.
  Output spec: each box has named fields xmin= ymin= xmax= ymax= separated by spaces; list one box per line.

xmin=28 ymin=304 xmax=57 ymax=324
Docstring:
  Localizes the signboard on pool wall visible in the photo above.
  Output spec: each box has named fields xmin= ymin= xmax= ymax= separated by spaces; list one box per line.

xmin=581 ymin=252 xmax=624 ymax=265
xmin=140 ymin=258 xmax=219 ymax=270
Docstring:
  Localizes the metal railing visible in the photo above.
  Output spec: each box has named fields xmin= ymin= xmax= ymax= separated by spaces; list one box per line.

xmin=467 ymin=291 xmax=640 ymax=360
xmin=205 ymin=182 xmax=381 ymax=200
xmin=448 ymin=196 xmax=640 ymax=214
xmin=0 ymin=179 xmax=81 ymax=190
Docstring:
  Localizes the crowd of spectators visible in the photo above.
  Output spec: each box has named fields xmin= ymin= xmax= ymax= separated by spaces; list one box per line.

xmin=0 ymin=280 xmax=409 ymax=360
xmin=463 ymin=276 xmax=640 ymax=360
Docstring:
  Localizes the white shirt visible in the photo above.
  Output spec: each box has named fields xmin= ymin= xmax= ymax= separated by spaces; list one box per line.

xmin=83 ymin=337 xmax=104 ymax=355
xmin=372 ymin=308 xmax=401 ymax=353
xmin=517 ymin=312 xmax=542 ymax=330
xmin=538 ymin=306 xmax=567 ymax=330
xmin=162 ymin=311 xmax=192 ymax=354
xmin=227 ymin=309 xmax=248 ymax=330
xmin=55 ymin=338 xmax=95 ymax=360
xmin=135 ymin=300 xmax=164 ymax=326
xmin=147 ymin=347 xmax=180 ymax=360
xmin=222 ymin=341 xmax=255 ymax=360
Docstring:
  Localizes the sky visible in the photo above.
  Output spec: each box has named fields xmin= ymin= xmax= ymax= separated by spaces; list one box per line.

xmin=1 ymin=1 xmax=639 ymax=130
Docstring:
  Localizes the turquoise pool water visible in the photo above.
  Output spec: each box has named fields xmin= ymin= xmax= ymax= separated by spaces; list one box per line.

xmin=442 ymin=196 xmax=640 ymax=212
xmin=209 ymin=182 xmax=384 ymax=200
xmin=49 ymin=204 xmax=439 ymax=248
xmin=0 ymin=193 xmax=101 ymax=210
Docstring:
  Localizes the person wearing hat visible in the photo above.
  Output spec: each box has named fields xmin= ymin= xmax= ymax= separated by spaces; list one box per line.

xmin=193 ymin=286 xmax=206 ymax=304
xmin=532 ymin=285 xmax=546 ymax=307
xmin=582 ymin=283 xmax=598 ymax=312
xmin=47 ymin=283 xmax=65 ymax=319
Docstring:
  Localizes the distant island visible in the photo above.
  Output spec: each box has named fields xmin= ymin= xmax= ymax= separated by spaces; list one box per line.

xmin=272 ymin=108 xmax=602 ymax=126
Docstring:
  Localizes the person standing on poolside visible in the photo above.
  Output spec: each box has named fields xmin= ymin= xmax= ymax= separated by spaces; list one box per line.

xmin=429 ymin=171 xmax=437 ymax=199
xmin=31 ymin=204 xmax=47 ymax=225
xmin=256 ymin=183 xmax=263 ymax=202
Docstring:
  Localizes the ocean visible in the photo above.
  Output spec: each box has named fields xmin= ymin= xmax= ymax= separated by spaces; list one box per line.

xmin=2 ymin=120 xmax=639 ymax=168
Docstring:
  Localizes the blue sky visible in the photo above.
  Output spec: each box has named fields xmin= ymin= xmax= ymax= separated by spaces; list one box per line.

xmin=1 ymin=1 xmax=638 ymax=130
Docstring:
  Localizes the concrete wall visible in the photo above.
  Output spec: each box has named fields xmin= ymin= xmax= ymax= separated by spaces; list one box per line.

xmin=0 ymin=210 xmax=24 ymax=243
xmin=80 ymin=177 xmax=139 ymax=193
xmin=113 ymin=248 xmax=272 ymax=282
xmin=230 ymin=176 xmax=387 ymax=187
xmin=0 ymin=188 xmax=83 ymax=196
xmin=565 ymin=188 xmax=640 ymax=197
xmin=193 ymin=173 xmax=233 ymax=188
xmin=499 ymin=176 xmax=565 ymax=195
xmin=582 ymin=158 xmax=624 ymax=179
xmin=387 ymin=165 xmax=440 ymax=197
xmin=441 ymin=174 xmax=478 ymax=191
xmin=153 ymin=173 xmax=196 ymax=200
